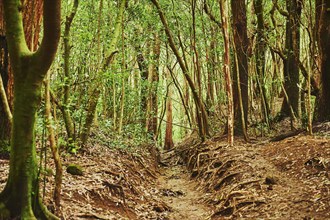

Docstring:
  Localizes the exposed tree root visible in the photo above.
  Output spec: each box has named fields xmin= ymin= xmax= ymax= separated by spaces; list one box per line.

xmin=102 ymin=181 xmax=126 ymax=205
xmin=0 ymin=194 xmax=58 ymax=220
xmin=175 ymin=136 xmax=269 ymax=219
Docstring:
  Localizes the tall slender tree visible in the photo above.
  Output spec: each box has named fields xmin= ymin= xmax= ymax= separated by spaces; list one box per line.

xmin=280 ymin=0 xmax=302 ymax=119
xmin=151 ymin=0 xmax=210 ymax=141
xmin=231 ymin=0 xmax=249 ymax=134
xmin=147 ymin=33 xmax=161 ymax=139
xmin=315 ymin=0 xmax=330 ymax=121
xmin=253 ymin=0 xmax=270 ymax=126
xmin=219 ymin=0 xmax=234 ymax=145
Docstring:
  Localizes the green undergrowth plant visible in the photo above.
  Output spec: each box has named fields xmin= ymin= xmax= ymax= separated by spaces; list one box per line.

xmin=90 ymin=119 xmax=154 ymax=151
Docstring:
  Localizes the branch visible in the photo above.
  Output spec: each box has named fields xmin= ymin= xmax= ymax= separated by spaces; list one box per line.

xmin=272 ymin=0 xmax=289 ymax=17
xmin=203 ymin=1 xmax=221 ymax=28
xmin=0 ymin=74 xmax=12 ymax=124
xmin=297 ymin=59 xmax=319 ymax=96
xmin=268 ymin=44 xmax=286 ymax=61
xmin=65 ymin=0 xmax=79 ymax=31
xmin=3 ymin=0 xmax=31 ymax=74
xmin=102 ymin=0 xmax=127 ymax=69
xmin=36 ymin=0 xmax=62 ymax=74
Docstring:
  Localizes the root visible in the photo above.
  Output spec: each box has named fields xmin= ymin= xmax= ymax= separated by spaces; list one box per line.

xmin=103 ymin=181 xmax=126 ymax=205
xmin=0 ymin=195 xmax=59 ymax=220
xmin=214 ymin=172 xmax=241 ymax=191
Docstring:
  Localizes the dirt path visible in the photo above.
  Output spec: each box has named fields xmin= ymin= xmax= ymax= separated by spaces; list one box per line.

xmin=156 ymin=164 xmax=212 ymax=220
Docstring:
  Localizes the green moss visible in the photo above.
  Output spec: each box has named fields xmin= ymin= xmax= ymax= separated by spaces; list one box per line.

xmin=66 ymin=164 xmax=83 ymax=176
xmin=0 ymin=203 xmax=10 ymax=219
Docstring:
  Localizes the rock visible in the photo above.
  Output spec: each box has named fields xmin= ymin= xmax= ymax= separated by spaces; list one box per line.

xmin=66 ymin=164 xmax=83 ymax=176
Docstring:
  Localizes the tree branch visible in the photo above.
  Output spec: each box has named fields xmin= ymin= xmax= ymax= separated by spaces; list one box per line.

xmin=203 ymin=1 xmax=221 ymax=28
xmin=35 ymin=0 xmax=61 ymax=75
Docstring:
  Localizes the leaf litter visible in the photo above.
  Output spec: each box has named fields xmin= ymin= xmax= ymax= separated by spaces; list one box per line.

xmin=0 ymin=122 xmax=329 ymax=219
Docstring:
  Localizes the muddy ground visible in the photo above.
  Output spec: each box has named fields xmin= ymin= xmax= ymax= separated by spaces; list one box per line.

xmin=0 ymin=123 xmax=329 ymax=219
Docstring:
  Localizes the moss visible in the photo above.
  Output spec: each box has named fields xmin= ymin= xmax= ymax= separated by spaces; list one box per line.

xmin=0 ymin=203 xmax=10 ymax=219
xmin=66 ymin=164 xmax=83 ymax=176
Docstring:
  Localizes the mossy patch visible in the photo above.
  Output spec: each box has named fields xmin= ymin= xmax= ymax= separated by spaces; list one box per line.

xmin=66 ymin=164 xmax=83 ymax=176
xmin=0 ymin=203 xmax=10 ymax=219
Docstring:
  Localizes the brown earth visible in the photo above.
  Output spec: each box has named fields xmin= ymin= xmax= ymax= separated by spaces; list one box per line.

xmin=0 ymin=123 xmax=329 ymax=219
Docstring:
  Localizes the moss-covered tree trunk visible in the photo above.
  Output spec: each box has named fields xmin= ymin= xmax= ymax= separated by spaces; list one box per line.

xmin=0 ymin=0 xmax=61 ymax=219
xmin=80 ymin=0 xmax=126 ymax=147
xmin=0 ymin=0 xmax=43 ymax=144
xmin=62 ymin=0 xmax=79 ymax=143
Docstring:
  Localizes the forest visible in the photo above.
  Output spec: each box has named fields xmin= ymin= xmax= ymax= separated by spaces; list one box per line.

xmin=0 ymin=0 xmax=329 ymax=219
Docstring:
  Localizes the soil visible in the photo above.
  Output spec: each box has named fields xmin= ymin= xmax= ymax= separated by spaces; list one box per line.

xmin=157 ymin=164 xmax=212 ymax=219
xmin=0 ymin=122 xmax=329 ymax=219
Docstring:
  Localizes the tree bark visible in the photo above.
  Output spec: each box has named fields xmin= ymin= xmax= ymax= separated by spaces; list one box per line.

xmin=253 ymin=0 xmax=270 ymax=126
xmin=164 ymin=75 xmax=174 ymax=150
xmin=45 ymin=71 xmax=63 ymax=215
xmin=147 ymin=33 xmax=161 ymax=139
xmin=62 ymin=0 xmax=79 ymax=143
xmin=280 ymin=0 xmax=302 ymax=118
xmin=0 ymin=0 xmax=43 ymax=142
xmin=219 ymin=0 xmax=234 ymax=146
xmin=135 ymin=42 xmax=150 ymax=130
xmin=231 ymin=0 xmax=249 ymax=135
xmin=315 ymin=0 xmax=330 ymax=121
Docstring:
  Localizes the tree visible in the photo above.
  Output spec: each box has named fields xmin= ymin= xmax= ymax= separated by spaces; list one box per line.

xmin=164 ymin=72 xmax=174 ymax=150
xmin=0 ymin=0 xmax=43 ymax=144
xmin=0 ymin=0 xmax=61 ymax=218
xmin=62 ymin=0 xmax=79 ymax=144
xmin=219 ymin=0 xmax=234 ymax=145
xmin=315 ymin=0 xmax=330 ymax=121
xmin=280 ymin=0 xmax=302 ymax=119
xmin=253 ymin=0 xmax=270 ymax=126
xmin=231 ymin=0 xmax=249 ymax=135
xmin=80 ymin=0 xmax=127 ymax=147
xmin=151 ymin=0 xmax=210 ymax=141
xmin=147 ymin=33 xmax=161 ymax=139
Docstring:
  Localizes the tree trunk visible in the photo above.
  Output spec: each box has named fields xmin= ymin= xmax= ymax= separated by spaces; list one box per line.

xmin=0 ymin=0 xmax=43 ymax=142
xmin=253 ymin=0 xmax=270 ymax=125
xmin=147 ymin=33 xmax=161 ymax=139
xmin=151 ymin=0 xmax=209 ymax=141
xmin=62 ymin=0 xmax=79 ymax=143
xmin=280 ymin=0 xmax=302 ymax=118
xmin=315 ymin=0 xmax=330 ymax=121
xmin=0 ymin=72 xmax=12 ymax=124
xmin=80 ymin=0 xmax=126 ymax=146
xmin=206 ymin=26 xmax=216 ymax=109
xmin=164 ymin=78 xmax=174 ymax=150
xmin=45 ymin=71 xmax=63 ymax=215
xmin=0 ymin=0 xmax=61 ymax=218
xmin=136 ymin=42 xmax=150 ymax=130
xmin=0 ymin=31 xmax=11 ymax=142
xmin=231 ymin=0 xmax=249 ymax=135
xmin=220 ymin=0 xmax=234 ymax=146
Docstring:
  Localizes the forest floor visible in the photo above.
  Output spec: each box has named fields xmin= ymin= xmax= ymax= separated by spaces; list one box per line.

xmin=0 ymin=121 xmax=329 ymax=219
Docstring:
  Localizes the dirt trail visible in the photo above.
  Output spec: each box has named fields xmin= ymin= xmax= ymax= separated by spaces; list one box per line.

xmin=157 ymin=164 xmax=212 ymax=220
